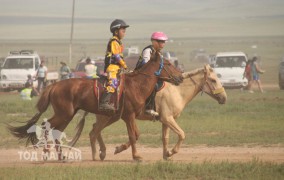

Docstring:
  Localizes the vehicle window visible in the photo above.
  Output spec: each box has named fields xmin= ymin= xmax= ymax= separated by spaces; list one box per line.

xmin=76 ymin=63 xmax=86 ymax=71
xmin=96 ymin=63 xmax=104 ymax=75
xmin=35 ymin=58 xmax=39 ymax=69
xmin=3 ymin=58 xmax=33 ymax=69
xmin=215 ymin=56 xmax=246 ymax=68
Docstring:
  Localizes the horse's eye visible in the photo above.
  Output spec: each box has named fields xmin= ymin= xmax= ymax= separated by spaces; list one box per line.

xmin=209 ymin=78 xmax=216 ymax=83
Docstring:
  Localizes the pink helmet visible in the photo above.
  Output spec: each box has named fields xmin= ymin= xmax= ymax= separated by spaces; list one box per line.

xmin=151 ymin=31 xmax=168 ymax=41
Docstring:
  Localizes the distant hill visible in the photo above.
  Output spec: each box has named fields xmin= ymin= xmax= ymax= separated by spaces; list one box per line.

xmin=0 ymin=0 xmax=284 ymax=39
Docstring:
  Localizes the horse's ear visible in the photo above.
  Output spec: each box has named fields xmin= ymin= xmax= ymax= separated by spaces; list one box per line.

xmin=204 ymin=64 xmax=209 ymax=72
xmin=204 ymin=64 xmax=210 ymax=79
xmin=204 ymin=64 xmax=211 ymax=74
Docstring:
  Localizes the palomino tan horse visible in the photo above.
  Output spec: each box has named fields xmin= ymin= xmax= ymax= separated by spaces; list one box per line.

xmin=8 ymin=52 xmax=183 ymax=161
xmin=75 ymin=64 xmax=226 ymax=160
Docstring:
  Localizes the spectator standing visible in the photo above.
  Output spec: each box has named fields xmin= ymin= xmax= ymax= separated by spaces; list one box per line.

xmin=251 ymin=56 xmax=265 ymax=93
xmin=59 ymin=61 xmax=71 ymax=80
xmin=242 ymin=59 xmax=253 ymax=92
xmin=84 ymin=58 xmax=98 ymax=79
xmin=36 ymin=61 xmax=48 ymax=93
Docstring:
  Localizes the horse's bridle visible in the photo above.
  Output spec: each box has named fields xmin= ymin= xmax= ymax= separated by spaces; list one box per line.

xmin=159 ymin=62 xmax=182 ymax=85
xmin=135 ymin=57 xmax=182 ymax=85
xmin=189 ymin=70 xmax=225 ymax=96
xmin=202 ymin=70 xmax=225 ymax=96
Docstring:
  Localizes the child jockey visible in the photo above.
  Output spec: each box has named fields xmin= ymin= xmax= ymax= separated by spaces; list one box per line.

xmin=100 ymin=19 xmax=129 ymax=111
xmin=136 ymin=32 xmax=168 ymax=116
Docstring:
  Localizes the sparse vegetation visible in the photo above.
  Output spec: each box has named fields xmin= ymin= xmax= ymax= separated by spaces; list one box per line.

xmin=0 ymin=160 xmax=283 ymax=180
xmin=1 ymin=36 xmax=284 ymax=179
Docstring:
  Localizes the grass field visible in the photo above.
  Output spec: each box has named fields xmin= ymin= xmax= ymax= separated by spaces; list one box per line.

xmin=0 ymin=36 xmax=284 ymax=179
xmin=1 ymin=88 xmax=283 ymax=148
xmin=0 ymin=160 xmax=284 ymax=180
xmin=1 ymin=79 xmax=284 ymax=179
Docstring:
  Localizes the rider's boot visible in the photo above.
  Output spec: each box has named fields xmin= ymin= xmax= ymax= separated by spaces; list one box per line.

xmin=99 ymin=92 xmax=115 ymax=111
xmin=145 ymin=90 xmax=159 ymax=117
xmin=145 ymin=109 xmax=159 ymax=117
xmin=145 ymin=98 xmax=159 ymax=117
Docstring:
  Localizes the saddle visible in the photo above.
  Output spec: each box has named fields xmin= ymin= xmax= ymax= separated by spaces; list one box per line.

xmin=93 ymin=74 xmax=125 ymax=111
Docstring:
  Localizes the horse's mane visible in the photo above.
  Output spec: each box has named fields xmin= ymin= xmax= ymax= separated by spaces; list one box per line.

xmin=126 ymin=52 xmax=160 ymax=77
xmin=182 ymin=65 xmax=213 ymax=79
xmin=182 ymin=68 xmax=204 ymax=79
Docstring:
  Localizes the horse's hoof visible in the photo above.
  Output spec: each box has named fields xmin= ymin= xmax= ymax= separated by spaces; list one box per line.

xmin=114 ymin=146 xmax=121 ymax=155
xmin=166 ymin=150 xmax=173 ymax=157
xmin=99 ymin=151 xmax=106 ymax=160
xmin=163 ymin=156 xmax=173 ymax=161
xmin=133 ymin=156 xmax=143 ymax=162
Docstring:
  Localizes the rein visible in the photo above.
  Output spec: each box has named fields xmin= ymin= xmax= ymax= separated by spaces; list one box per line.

xmin=201 ymin=71 xmax=225 ymax=95
xmin=154 ymin=55 xmax=164 ymax=76
xmin=201 ymin=78 xmax=225 ymax=95
xmin=187 ymin=70 xmax=224 ymax=96
xmin=134 ymin=55 xmax=180 ymax=84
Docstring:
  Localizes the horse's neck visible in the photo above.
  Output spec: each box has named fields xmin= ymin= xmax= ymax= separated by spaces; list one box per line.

xmin=126 ymin=61 xmax=159 ymax=99
xmin=178 ymin=73 xmax=204 ymax=105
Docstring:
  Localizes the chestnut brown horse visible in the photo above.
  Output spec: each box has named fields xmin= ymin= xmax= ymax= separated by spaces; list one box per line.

xmin=8 ymin=52 xmax=183 ymax=160
xmin=71 ymin=65 xmax=227 ymax=161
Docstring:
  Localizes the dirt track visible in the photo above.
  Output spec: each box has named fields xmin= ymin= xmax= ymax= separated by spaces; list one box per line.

xmin=0 ymin=145 xmax=283 ymax=167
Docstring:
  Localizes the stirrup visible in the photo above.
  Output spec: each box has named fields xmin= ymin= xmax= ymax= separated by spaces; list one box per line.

xmin=145 ymin=109 xmax=159 ymax=116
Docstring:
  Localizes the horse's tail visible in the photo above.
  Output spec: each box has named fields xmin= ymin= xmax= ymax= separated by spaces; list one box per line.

xmin=7 ymin=85 xmax=54 ymax=146
xmin=36 ymin=84 xmax=53 ymax=113
xmin=68 ymin=111 xmax=88 ymax=147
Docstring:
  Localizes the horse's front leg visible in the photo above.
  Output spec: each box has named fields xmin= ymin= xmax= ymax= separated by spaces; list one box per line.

xmin=162 ymin=123 xmax=171 ymax=160
xmin=162 ymin=116 xmax=185 ymax=159
xmin=124 ymin=114 xmax=142 ymax=161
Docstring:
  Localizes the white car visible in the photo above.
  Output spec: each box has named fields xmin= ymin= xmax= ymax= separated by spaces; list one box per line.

xmin=213 ymin=52 xmax=248 ymax=89
xmin=0 ymin=50 xmax=58 ymax=91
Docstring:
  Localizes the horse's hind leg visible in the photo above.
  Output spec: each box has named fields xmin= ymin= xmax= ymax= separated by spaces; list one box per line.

xmin=114 ymin=142 xmax=131 ymax=155
xmin=89 ymin=114 xmax=120 ymax=161
xmin=46 ymin=112 xmax=76 ymax=160
xmin=114 ymin=126 xmax=139 ymax=154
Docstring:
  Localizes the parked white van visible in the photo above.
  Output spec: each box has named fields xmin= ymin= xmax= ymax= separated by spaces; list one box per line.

xmin=0 ymin=50 xmax=58 ymax=91
xmin=213 ymin=52 xmax=248 ymax=88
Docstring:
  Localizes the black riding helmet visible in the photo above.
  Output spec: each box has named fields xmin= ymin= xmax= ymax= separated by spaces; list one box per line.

xmin=110 ymin=19 xmax=129 ymax=33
